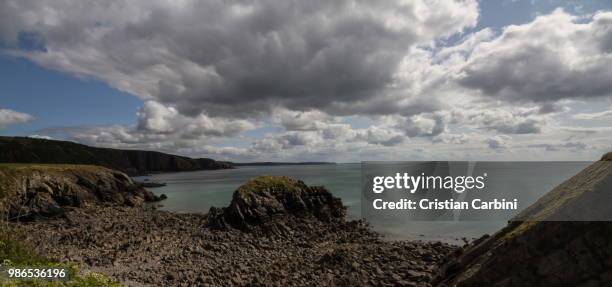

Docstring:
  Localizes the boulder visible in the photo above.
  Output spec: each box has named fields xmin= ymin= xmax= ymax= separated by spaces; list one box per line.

xmin=433 ymin=153 xmax=612 ymax=287
xmin=0 ymin=164 xmax=165 ymax=221
xmin=207 ymin=176 xmax=346 ymax=230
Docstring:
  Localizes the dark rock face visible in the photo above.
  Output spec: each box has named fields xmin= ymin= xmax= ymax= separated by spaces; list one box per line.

xmin=602 ymin=152 xmax=612 ymax=161
xmin=0 ymin=136 xmax=233 ymax=175
xmin=434 ymin=154 xmax=612 ymax=287
xmin=208 ymin=176 xmax=346 ymax=230
xmin=0 ymin=165 xmax=165 ymax=221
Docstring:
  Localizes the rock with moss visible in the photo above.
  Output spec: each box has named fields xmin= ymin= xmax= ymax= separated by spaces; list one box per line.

xmin=207 ymin=176 xmax=346 ymax=230
xmin=0 ymin=164 xmax=164 ymax=221
xmin=433 ymin=153 xmax=612 ymax=287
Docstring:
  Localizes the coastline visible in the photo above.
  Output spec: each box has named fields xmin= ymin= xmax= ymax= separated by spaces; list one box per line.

xmin=2 ymin=168 xmax=456 ymax=286
xmin=12 ymin=203 xmax=455 ymax=286
xmin=2 ymin=155 xmax=609 ymax=286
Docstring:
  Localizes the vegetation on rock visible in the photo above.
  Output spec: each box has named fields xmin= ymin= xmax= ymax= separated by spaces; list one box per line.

xmin=0 ymin=228 xmax=120 ymax=286
xmin=0 ymin=164 xmax=163 ymax=221
xmin=433 ymin=153 xmax=612 ymax=287
xmin=207 ymin=176 xmax=346 ymax=230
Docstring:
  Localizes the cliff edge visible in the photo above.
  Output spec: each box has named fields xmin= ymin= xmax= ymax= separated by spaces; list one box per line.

xmin=0 ymin=164 xmax=163 ymax=220
xmin=434 ymin=154 xmax=612 ymax=287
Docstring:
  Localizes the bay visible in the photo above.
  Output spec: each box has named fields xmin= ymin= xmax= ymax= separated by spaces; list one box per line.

xmin=135 ymin=162 xmax=588 ymax=244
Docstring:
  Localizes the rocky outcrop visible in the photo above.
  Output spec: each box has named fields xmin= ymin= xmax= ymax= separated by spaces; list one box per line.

xmin=602 ymin=152 xmax=612 ymax=161
xmin=207 ymin=176 xmax=346 ymax=231
xmin=0 ymin=164 xmax=164 ymax=221
xmin=433 ymin=154 xmax=612 ymax=287
xmin=0 ymin=136 xmax=233 ymax=175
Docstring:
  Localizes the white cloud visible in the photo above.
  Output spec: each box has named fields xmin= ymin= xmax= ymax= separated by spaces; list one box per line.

xmin=136 ymin=101 xmax=255 ymax=137
xmin=27 ymin=134 xmax=53 ymax=140
xmin=572 ymin=109 xmax=612 ymax=120
xmin=272 ymin=108 xmax=335 ymax=131
xmin=453 ymin=107 xmax=548 ymax=134
xmin=456 ymin=9 xmax=612 ymax=102
xmin=2 ymin=3 xmax=611 ymax=161
xmin=0 ymin=108 xmax=34 ymax=128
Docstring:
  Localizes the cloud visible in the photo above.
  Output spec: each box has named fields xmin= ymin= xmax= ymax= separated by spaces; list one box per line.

xmin=528 ymin=142 xmax=588 ymax=152
xmin=456 ymin=9 xmax=612 ymax=103
xmin=572 ymin=109 xmax=612 ymax=120
xmin=454 ymin=108 xmax=547 ymax=134
xmin=27 ymin=134 xmax=53 ymax=140
xmin=486 ymin=135 xmax=512 ymax=150
xmin=0 ymin=108 xmax=34 ymax=128
xmin=272 ymin=108 xmax=335 ymax=131
xmin=46 ymin=101 xmax=255 ymax=150
xmin=355 ymin=127 xmax=405 ymax=146
xmin=432 ymin=133 xmax=471 ymax=144
xmin=398 ymin=112 xmax=447 ymax=137
xmin=136 ymin=101 xmax=255 ymax=137
xmin=0 ymin=0 xmax=478 ymax=118
xmin=2 ymin=3 xmax=611 ymax=161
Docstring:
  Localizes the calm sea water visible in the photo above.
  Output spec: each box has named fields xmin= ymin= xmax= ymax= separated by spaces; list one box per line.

xmin=135 ymin=162 xmax=588 ymax=244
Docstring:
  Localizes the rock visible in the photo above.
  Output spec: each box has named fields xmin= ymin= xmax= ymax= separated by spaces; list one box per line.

xmin=0 ymin=165 xmax=162 ymax=221
xmin=26 ymin=192 xmax=65 ymax=218
xmin=207 ymin=176 xmax=346 ymax=230
xmin=602 ymin=152 xmax=612 ymax=161
xmin=433 ymin=153 xmax=612 ymax=287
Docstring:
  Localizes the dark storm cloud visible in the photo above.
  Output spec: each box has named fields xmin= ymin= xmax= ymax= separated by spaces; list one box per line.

xmin=0 ymin=0 xmax=478 ymax=117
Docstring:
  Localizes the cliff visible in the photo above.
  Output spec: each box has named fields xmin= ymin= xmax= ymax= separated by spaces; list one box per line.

xmin=0 ymin=164 xmax=163 ymax=220
xmin=434 ymin=154 xmax=612 ymax=286
xmin=0 ymin=136 xmax=232 ymax=175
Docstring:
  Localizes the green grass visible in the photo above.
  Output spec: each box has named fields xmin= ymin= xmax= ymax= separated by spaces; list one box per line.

xmin=236 ymin=176 xmax=303 ymax=196
xmin=0 ymin=163 xmax=109 ymax=172
xmin=0 ymin=228 xmax=121 ymax=287
xmin=0 ymin=164 xmax=111 ymax=200
xmin=0 ymin=164 xmax=122 ymax=286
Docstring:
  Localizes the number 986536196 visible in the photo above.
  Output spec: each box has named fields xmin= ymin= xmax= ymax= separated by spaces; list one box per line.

xmin=2 ymin=267 xmax=68 ymax=280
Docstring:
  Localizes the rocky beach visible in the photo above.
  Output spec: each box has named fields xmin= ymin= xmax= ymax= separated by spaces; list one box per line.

xmin=3 ymin=167 xmax=456 ymax=286
xmin=1 ymin=153 xmax=611 ymax=286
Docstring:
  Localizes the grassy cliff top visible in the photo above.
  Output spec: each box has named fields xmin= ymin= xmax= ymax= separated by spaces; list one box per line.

xmin=0 ymin=164 xmax=118 ymax=199
xmin=0 ymin=136 xmax=232 ymax=175
xmin=0 ymin=163 xmax=112 ymax=172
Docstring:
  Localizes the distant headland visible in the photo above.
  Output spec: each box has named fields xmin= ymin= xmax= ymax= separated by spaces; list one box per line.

xmin=0 ymin=136 xmax=232 ymax=176
xmin=0 ymin=136 xmax=337 ymax=176
xmin=234 ymin=161 xmax=336 ymax=166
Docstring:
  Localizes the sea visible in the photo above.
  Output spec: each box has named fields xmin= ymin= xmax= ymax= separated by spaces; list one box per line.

xmin=134 ymin=162 xmax=589 ymax=244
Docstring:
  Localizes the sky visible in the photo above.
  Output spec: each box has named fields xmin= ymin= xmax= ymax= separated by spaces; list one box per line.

xmin=0 ymin=0 xmax=611 ymax=162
